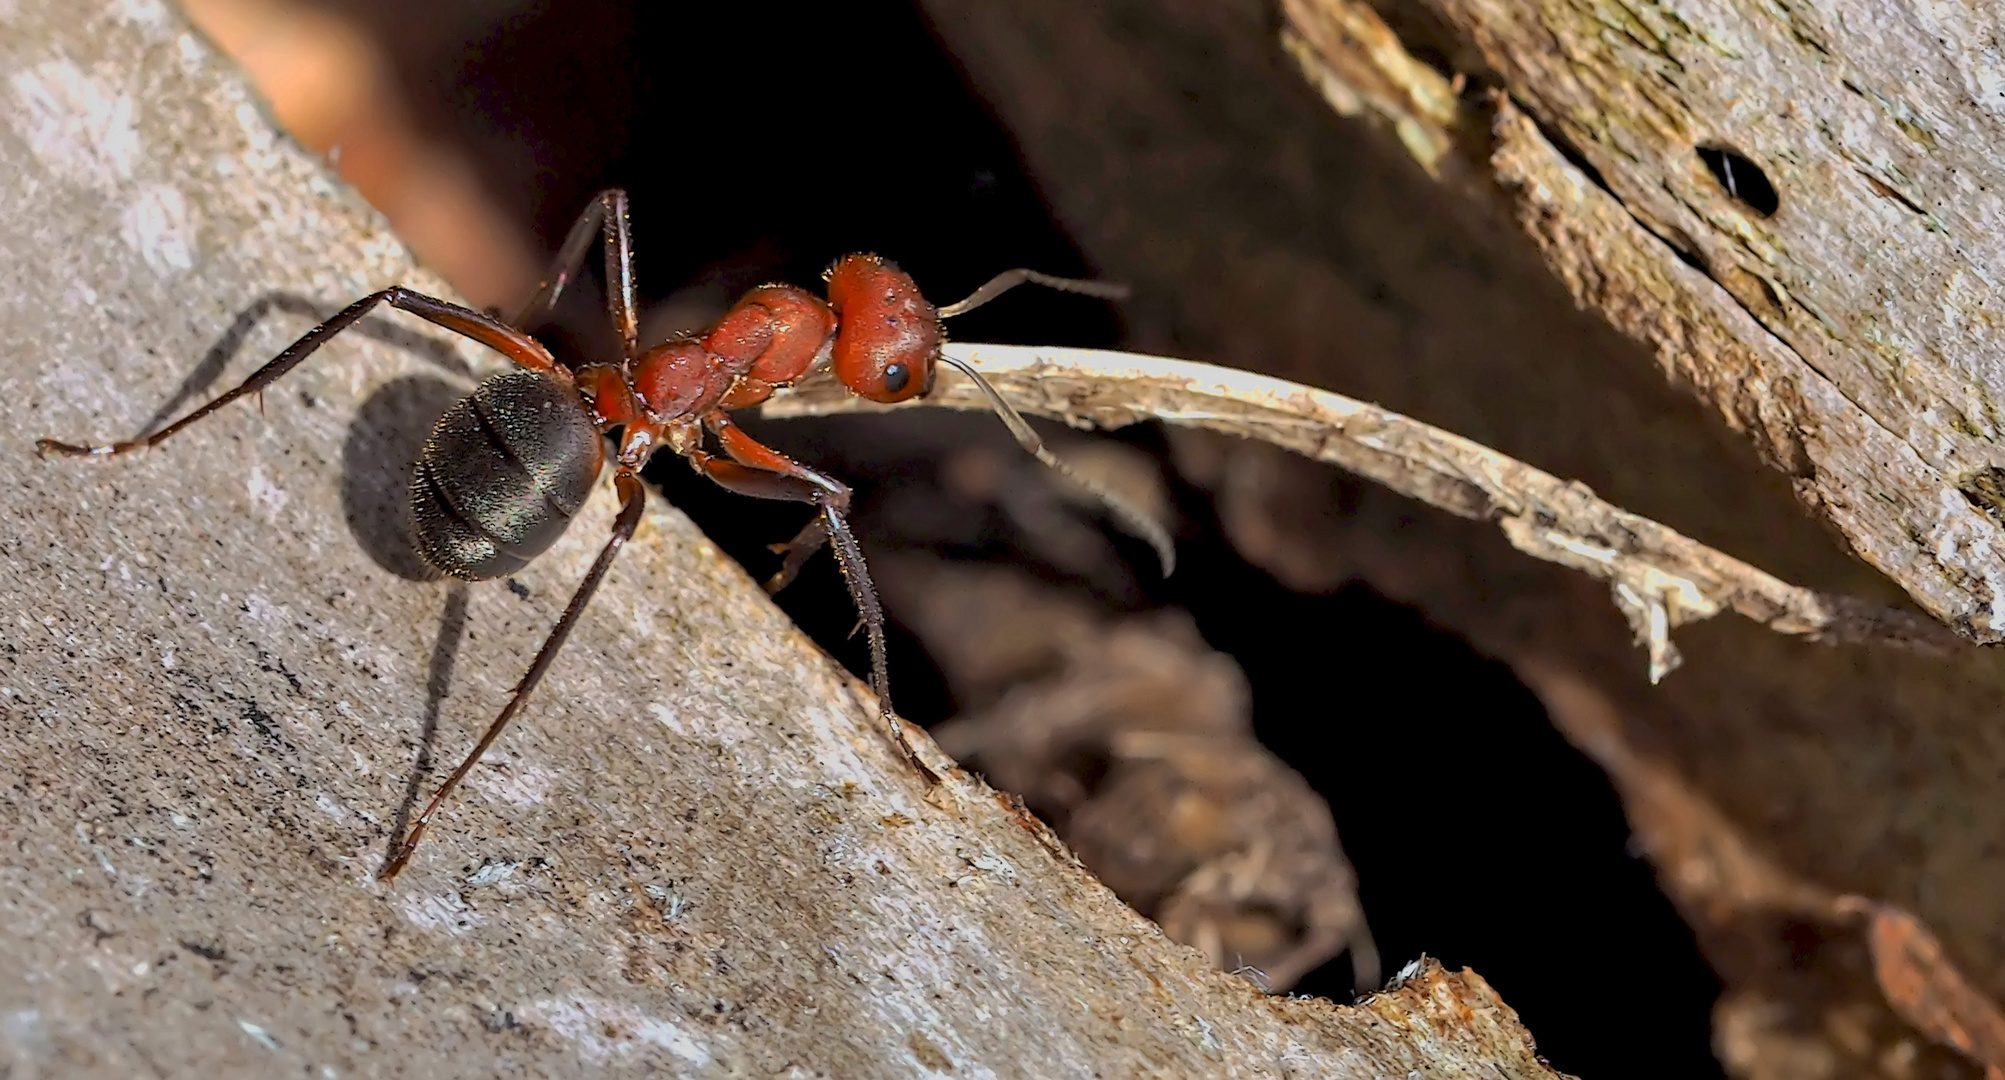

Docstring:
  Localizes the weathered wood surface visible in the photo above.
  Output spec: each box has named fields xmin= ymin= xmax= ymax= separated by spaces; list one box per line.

xmin=1280 ymin=0 xmax=2005 ymax=1049
xmin=913 ymin=1 xmax=2005 ymax=1076
xmin=1352 ymin=0 xmax=2005 ymax=639
xmin=1280 ymin=0 xmax=2005 ymax=636
xmin=0 ymin=1 xmax=1574 ymax=1076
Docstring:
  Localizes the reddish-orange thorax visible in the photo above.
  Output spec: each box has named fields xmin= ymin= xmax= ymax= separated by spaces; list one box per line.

xmin=704 ymin=284 xmax=836 ymax=386
xmin=629 ymin=340 xmax=732 ymax=422
xmin=575 ymin=364 xmax=637 ymax=427
xmin=573 ymin=255 xmax=937 ymax=433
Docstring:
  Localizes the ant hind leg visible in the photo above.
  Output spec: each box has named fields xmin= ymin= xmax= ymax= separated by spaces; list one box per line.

xmin=764 ymin=515 xmax=831 ymax=595
xmin=38 ymin=288 xmax=559 ymax=459
xmin=381 ymin=473 xmax=648 ymax=880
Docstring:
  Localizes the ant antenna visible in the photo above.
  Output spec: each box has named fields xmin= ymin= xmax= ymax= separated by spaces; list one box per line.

xmin=937 ymin=353 xmax=1176 ymax=577
xmin=937 ymin=269 xmax=1132 ymax=319
xmin=932 ymin=267 xmax=1169 ymax=576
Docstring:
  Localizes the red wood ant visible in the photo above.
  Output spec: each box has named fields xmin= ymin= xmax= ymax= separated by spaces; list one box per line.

xmin=38 ymin=188 xmax=1169 ymax=880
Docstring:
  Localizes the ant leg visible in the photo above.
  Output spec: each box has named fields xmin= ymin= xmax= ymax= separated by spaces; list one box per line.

xmin=765 ymin=516 xmax=830 ymax=595
xmin=692 ymin=453 xmax=936 ymax=782
xmin=513 ymin=188 xmax=638 ymax=358
xmin=38 ymin=288 xmax=559 ymax=459
xmin=688 ymin=425 xmax=942 ymax=783
xmin=690 ymin=458 xmax=833 ymax=594
xmin=935 ymin=267 xmax=1131 ymax=318
xmin=381 ymin=472 xmax=648 ymax=880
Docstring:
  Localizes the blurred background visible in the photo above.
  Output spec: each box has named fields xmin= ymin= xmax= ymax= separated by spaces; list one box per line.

xmin=164 ymin=1 xmax=1919 ymax=1078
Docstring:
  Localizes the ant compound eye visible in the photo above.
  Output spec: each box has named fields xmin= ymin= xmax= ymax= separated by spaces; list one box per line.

xmin=882 ymin=363 xmax=910 ymax=395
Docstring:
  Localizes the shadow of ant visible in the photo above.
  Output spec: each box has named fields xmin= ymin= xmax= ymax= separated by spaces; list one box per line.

xmin=384 ymin=581 xmax=469 ymax=871
xmin=151 ymin=291 xmax=479 ymax=580
xmin=145 ymin=291 xmax=490 ymax=867
xmin=342 ymin=374 xmax=464 ymax=581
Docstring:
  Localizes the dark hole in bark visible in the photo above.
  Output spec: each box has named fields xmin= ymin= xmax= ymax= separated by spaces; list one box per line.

xmin=1698 ymin=145 xmax=1780 ymax=216
xmin=1957 ymin=465 xmax=2005 ymax=524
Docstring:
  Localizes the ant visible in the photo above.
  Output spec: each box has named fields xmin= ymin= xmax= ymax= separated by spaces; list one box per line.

xmin=38 ymin=188 xmax=1170 ymax=880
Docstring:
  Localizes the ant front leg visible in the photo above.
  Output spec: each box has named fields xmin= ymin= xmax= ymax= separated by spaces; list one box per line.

xmin=38 ymin=288 xmax=560 ymax=458
xmin=513 ymin=188 xmax=639 ymax=359
xmin=382 ymin=472 xmax=649 ymax=880
xmin=688 ymin=418 xmax=943 ymax=784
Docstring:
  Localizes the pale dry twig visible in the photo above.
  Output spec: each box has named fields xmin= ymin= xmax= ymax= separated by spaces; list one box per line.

xmin=762 ymin=343 xmax=1963 ymax=680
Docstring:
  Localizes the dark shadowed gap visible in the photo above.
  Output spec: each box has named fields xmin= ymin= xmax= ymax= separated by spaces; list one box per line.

xmin=690 ymin=403 xmax=1730 ymax=1080
xmin=1163 ymin=476 xmax=1728 ymax=1080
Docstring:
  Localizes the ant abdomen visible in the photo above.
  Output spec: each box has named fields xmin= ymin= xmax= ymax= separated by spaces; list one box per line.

xmin=410 ymin=368 xmax=605 ymax=580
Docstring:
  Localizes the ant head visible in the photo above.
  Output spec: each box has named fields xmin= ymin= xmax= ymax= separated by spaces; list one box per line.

xmin=824 ymin=253 xmax=939 ymax=404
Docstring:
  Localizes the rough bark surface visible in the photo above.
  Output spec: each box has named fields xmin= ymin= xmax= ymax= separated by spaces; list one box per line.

xmin=1388 ymin=0 xmax=2005 ymax=638
xmin=911 ymin=1 xmax=2005 ymax=1076
xmin=1277 ymin=0 xmax=2005 ymax=1071
xmin=0 ymin=1 xmax=1572 ymax=1077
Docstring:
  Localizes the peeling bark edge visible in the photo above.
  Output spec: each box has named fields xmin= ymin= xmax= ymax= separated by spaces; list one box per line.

xmin=1485 ymin=101 xmax=2005 ymax=642
xmin=1279 ymin=0 xmax=2005 ymax=641
xmin=763 ymin=342 xmax=1961 ymax=677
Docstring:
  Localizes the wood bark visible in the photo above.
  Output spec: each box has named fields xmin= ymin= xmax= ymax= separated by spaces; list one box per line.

xmin=911 ymin=1 xmax=2005 ymax=1076
xmin=1350 ymin=0 xmax=2005 ymax=639
xmin=0 ymin=1 xmax=1569 ymax=1075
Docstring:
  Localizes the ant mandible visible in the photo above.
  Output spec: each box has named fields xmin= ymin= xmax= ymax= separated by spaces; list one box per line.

xmin=38 ymin=188 xmax=1170 ymax=880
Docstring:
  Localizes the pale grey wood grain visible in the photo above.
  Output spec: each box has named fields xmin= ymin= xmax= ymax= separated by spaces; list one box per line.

xmin=1406 ymin=0 xmax=2005 ymax=636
